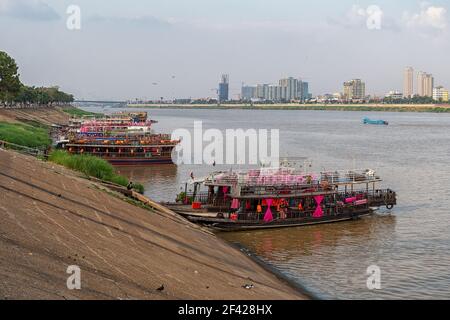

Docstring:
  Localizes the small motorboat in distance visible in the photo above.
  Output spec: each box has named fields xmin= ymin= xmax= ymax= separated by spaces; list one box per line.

xmin=363 ymin=117 xmax=388 ymax=125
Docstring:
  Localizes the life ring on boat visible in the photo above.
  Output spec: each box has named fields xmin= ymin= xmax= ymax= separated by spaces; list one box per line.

xmin=386 ymin=204 xmax=394 ymax=210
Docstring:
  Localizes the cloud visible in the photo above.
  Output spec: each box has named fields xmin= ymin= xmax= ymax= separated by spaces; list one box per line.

xmin=327 ymin=5 xmax=399 ymax=32
xmin=327 ymin=5 xmax=374 ymax=29
xmin=403 ymin=5 xmax=448 ymax=31
xmin=344 ymin=5 xmax=370 ymax=28
xmin=0 ymin=0 xmax=59 ymax=21
xmin=185 ymin=19 xmax=309 ymax=33
xmin=86 ymin=15 xmax=173 ymax=29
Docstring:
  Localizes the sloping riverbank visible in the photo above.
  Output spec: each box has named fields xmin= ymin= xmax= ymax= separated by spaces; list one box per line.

xmin=0 ymin=149 xmax=307 ymax=300
xmin=0 ymin=106 xmax=72 ymax=125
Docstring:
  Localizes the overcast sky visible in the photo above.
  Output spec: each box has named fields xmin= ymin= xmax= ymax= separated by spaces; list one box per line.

xmin=1 ymin=0 xmax=449 ymax=100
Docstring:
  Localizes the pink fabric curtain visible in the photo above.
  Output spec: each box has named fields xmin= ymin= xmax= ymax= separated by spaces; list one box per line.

xmin=223 ymin=186 xmax=229 ymax=199
xmin=313 ymin=195 xmax=324 ymax=218
xmin=263 ymin=199 xmax=274 ymax=222
xmin=355 ymin=199 xmax=368 ymax=206
xmin=345 ymin=197 xmax=357 ymax=204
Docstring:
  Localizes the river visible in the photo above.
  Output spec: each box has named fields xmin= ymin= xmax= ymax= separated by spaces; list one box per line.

xmin=82 ymin=106 xmax=450 ymax=299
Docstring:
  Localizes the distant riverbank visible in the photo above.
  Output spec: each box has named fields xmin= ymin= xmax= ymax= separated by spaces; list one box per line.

xmin=127 ymin=103 xmax=450 ymax=113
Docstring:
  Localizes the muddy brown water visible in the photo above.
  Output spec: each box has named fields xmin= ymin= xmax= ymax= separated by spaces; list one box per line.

xmin=84 ymin=106 xmax=450 ymax=299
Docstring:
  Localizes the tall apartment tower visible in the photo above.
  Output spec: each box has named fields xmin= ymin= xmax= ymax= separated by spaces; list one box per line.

xmin=403 ymin=67 xmax=414 ymax=98
xmin=343 ymin=79 xmax=366 ymax=100
xmin=241 ymin=85 xmax=256 ymax=100
xmin=279 ymin=77 xmax=298 ymax=101
xmin=417 ymin=72 xmax=434 ymax=97
xmin=218 ymin=74 xmax=229 ymax=102
xmin=301 ymin=82 xmax=309 ymax=101
xmin=417 ymin=71 xmax=425 ymax=96
xmin=425 ymin=75 xmax=434 ymax=97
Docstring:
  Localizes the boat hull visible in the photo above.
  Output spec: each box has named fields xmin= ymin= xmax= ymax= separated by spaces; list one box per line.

xmin=170 ymin=207 xmax=373 ymax=232
xmin=105 ymin=157 xmax=174 ymax=166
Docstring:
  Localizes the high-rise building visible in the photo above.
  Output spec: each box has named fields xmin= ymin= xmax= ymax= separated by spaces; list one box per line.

xmin=279 ymin=77 xmax=298 ymax=101
xmin=218 ymin=74 xmax=229 ymax=102
xmin=301 ymin=82 xmax=309 ymax=101
xmin=433 ymin=86 xmax=449 ymax=102
xmin=267 ymin=85 xmax=280 ymax=101
xmin=403 ymin=67 xmax=414 ymax=98
xmin=417 ymin=72 xmax=425 ymax=96
xmin=241 ymin=85 xmax=256 ymax=100
xmin=256 ymin=84 xmax=270 ymax=100
xmin=343 ymin=79 xmax=366 ymax=100
xmin=343 ymin=82 xmax=352 ymax=100
xmin=417 ymin=72 xmax=434 ymax=97
xmin=425 ymin=75 xmax=434 ymax=98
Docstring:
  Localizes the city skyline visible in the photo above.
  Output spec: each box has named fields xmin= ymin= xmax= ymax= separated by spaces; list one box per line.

xmin=1 ymin=0 xmax=449 ymax=100
xmin=240 ymin=76 xmax=310 ymax=102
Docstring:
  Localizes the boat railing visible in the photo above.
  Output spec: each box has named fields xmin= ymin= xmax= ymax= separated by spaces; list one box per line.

xmin=237 ymin=179 xmax=382 ymax=197
xmin=182 ymin=189 xmax=396 ymax=208
xmin=67 ymin=150 xmax=173 ymax=158
xmin=66 ymin=139 xmax=177 ymax=146
xmin=182 ymin=192 xmax=231 ymax=207
xmin=70 ymin=133 xmax=172 ymax=140
xmin=367 ymin=189 xmax=396 ymax=206
xmin=324 ymin=170 xmax=381 ymax=184
xmin=231 ymin=208 xmax=329 ymax=222
xmin=218 ymin=201 xmax=370 ymax=222
xmin=204 ymin=169 xmax=380 ymax=189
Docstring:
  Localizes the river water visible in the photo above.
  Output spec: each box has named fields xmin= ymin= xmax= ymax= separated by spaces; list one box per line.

xmin=83 ymin=106 xmax=450 ymax=299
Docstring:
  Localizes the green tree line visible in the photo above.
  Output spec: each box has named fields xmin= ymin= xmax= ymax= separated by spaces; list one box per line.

xmin=382 ymin=96 xmax=436 ymax=104
xmin=0 ymin=51 xmax=74 ymax=104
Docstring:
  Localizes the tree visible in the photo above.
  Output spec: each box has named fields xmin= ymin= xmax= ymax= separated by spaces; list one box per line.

xmin=1 ymin=51 xmax=74 ymax=104
xmin=0 ymin=51 xmax=22 ymax=101
xmin=13 ymin=85 xmax=74 ymax=104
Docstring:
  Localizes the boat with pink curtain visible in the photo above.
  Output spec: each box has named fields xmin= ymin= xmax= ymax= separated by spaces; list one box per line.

xmin=58 ymin=112 xmax=180 ymax=165
xmin=166 ymin=167 xmax=397 ymax=232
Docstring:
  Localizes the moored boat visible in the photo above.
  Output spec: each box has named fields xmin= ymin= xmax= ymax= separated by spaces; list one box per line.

xmin=59 ymin=112 xmax=179 ymax=165
xmin=166 ymin=165 xmax=397 ymax=232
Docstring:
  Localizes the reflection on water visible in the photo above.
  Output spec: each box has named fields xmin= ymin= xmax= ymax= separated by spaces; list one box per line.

xmin=116 ymin=165 xmax=178 ymax=201
xmin=116 ymin=165 xmax=178 ymax=183
xmin=221 ymin=214 xmax=397 ymax=262
xmin=83 ymin=106 xmax=450 ymax=299
xmin=221 ymin=214 xmax=398 ymax=299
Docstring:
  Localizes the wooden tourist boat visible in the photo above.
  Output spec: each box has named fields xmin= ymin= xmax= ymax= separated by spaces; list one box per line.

xmin=166 ymin=166 xmax=397 ymax=232
xmin=59 ymin=112 xmax=179 ymax=165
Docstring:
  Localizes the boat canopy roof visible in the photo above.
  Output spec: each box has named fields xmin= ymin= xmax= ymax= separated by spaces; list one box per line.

xmin=197 ymin=167 xmax=381 ymax=188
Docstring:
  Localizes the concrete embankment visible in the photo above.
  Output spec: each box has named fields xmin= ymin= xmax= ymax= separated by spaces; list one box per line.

xmin=0 ymin=149 xmax=306 ymax=300
xmin=0 ymin=106 xmax=71 ymax=125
